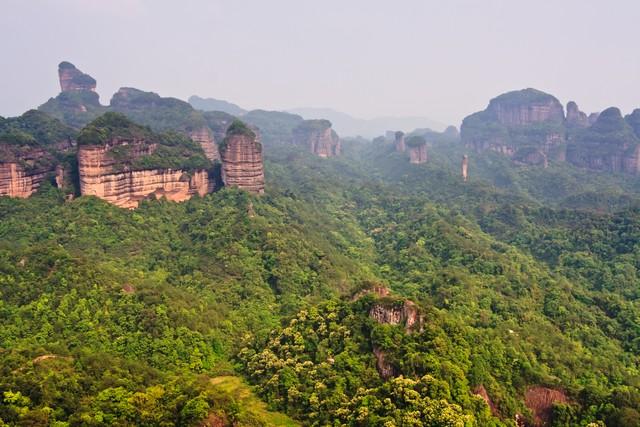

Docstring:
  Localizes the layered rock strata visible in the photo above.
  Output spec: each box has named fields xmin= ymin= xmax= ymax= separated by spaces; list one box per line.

xmin=292 ymin=119 xmax=341 ymax=157
xmin=461 ymin=88 xmax=566 ymax=165
xmin=78 ymin=142 xmax=209 ymax=208
xmin=58 ymin=61 xmax=97 ymax=92
xmin=566 ymin=107 xmax=640 ymax=174
xmin=189 ymin=126 xmax=220 ymax=161
xmin=220 ymin=121 xmax=265 ymax=194
xmin=406 ymin=135 xmax=428 ymax=164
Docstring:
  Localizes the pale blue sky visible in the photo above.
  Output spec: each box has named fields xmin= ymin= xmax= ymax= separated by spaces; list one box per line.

xmin=1 ymin=0 xmax=639 ymax=126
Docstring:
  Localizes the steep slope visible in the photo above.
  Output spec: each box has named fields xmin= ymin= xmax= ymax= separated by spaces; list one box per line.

xmin=77 ymin=112 xmax=212 ymax=207
xmin=461 ymin=88 xmax=566 ymax=166
xmin=0 ymin=110 xmax=76 ymax=197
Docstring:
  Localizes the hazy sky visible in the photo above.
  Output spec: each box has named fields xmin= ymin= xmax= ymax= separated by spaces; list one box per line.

xmin=1 ymin=0 xmax=639 ymax=126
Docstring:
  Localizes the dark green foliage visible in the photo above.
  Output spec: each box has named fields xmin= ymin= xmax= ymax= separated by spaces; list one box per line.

xmin=242 ymin=110 xmax=304 ymax=145
xmin=0 ymin=110 xmax=75 ymax=147
xmin=3 ymin=111 xmax=640 ymax=426
xmin=109 ymin=87 xmax=207 ymax=133
xmin=77 ymin=112 xmax=211 ymax=171
xmin=38 ymin=91 xmax=106 ymax=129
xmin=406 ymin=134 xmax=427 ymax=147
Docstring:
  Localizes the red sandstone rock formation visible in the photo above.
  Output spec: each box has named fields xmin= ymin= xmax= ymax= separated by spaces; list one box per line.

xmin=292 ymin=120 xmax=341 ymax=157
xmin=565 ymin=101 xmax=589 ymax=128
xmin=473 ymin=385 xmax=498 ymax=416
xmin=78 ymin=141 xmax=210 ymax=208
xmin=394 ymin=131 xmax=406 ymax=152
xmin=372 ymin=347 xmax=395 ymax=380
xmin=189 ymin=126 xmax=220 ymax=162
xmin=220 ymin=121 xmax=265 ymax=194
xmin=406 ymin=135 xmax=428 ymax=164
xmin=58 ymin=61 xmax=97 ymax=92
xmin=369 ymin=299 xmax=421 ymax=331
xmin=524 ymin=386 xmax=569 ymax=427
xmin=489 ymin=90 xmax=564 ymax=126
xmin=0 ymin=163 xmax=48 ymax=198
xmin=461 ymin=89 xmax=566 ymax=165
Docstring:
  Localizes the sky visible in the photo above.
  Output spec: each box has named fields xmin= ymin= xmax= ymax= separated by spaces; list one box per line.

xmin=1 ymin=0 xmax=639 ymax=126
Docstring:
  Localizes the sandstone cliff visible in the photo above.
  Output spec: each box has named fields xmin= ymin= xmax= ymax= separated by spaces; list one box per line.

xmin=406 ymin=135 xmax=428 ymax=164
xmin=189 ymin=126 xmax=220 ymax=162
xmin=461 ymin=88 xmax=566 ymax=165
xmin=77 ymin=112 xmax=212 ymax=208
xmin=565 ymin=101 xmax=589 ymax=128
xmin=566 ymin=107 xmax=640 ymax=174
xmin=292 ymin=119 xmax=341 ymax=157
xmin=58 ymin=61 xmax=97 ymax=92
xmin=354 ymin=285 xmax=423 ymax=380
xmin=220 ymin=120 xmax=265 ymax=194
xmin=39 ymin=61 xmax=105 ymax=128
xmin=0 ymin=110 xmax=76 ymax=198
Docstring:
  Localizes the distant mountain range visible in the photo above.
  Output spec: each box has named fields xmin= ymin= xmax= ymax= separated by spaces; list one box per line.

xmin=286 ymin=107 xmax=446 ymax=138
xmin=188 ymin=95 xmax=247 ymax=116
xmin=188 ymin=96 xmax=446 ymax=138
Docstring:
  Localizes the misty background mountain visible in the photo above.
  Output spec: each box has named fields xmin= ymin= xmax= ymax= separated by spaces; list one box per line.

xmin=189 ymin=96 xmax=446 ymax=138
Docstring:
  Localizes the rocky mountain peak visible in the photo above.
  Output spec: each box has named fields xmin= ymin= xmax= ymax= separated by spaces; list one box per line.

xmin=58 ymin=61 xmax=97 ymax=92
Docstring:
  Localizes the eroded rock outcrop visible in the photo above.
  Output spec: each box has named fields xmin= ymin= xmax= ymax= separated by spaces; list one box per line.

xmin=189 ymin=126 xmax=220 ymax=162
xmin=39 ymin=62 xmax=105 ymax=128
xmin=523 ymin=386 xmax=568 ymax=427
xmin=461 ymin=88 xmax=566 ymax=165
xmin=352 ymin=284 xmax=423 ymax=380
xmin=566 ymin=107 xmax=640 ymax=174
xmin=565 ymin=101 xmax=589 ymax=128
xmin=292 ymin=119 xmax=340 ymax=157
xmin=394 ymin=131 xmax=406 ymax=152
xmin=77 ymin=112 xmax=212 ymax=208
xmin=0 ymin=110 xmax=76 ymax=197
xmin=220 ymin=120 xmax=265 ymax=194
xmin=406 ymin=135 xmax=428 ymax=164
xmin=58 ymin=61 xmax=97 ymax=92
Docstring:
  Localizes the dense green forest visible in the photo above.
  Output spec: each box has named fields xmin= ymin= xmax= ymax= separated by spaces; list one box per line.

xmin=1 ymin=125 xmax=640 ymax=426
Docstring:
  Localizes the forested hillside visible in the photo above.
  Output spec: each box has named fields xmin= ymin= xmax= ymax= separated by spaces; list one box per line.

xmin=1 ymin=128 xmax=640 ymax=426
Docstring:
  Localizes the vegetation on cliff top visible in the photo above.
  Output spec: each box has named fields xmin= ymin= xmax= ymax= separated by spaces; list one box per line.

xmin=0 ymin=110 xmax=75 ymax=147
xmin=77 ymin=112 xmax=211 ymax=171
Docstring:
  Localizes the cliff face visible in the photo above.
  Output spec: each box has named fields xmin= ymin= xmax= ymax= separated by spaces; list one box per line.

xmin=77 ymin=113 xmax=212 ymax=208
xmin=220 ymin=121 xmax=265 ymax=194
xmin=369 ymin=300 xmax=421 ymax=331
xmin=0 ymin=163 xmax=48 ymax=198
xmin=78 ymin=142 xmax=209 ymax=208
xmin=394 ymin=131 xmax=406 ymax=152
xmin=39 ymin=62 xmax=105 ymax=128
xmin=406 ymin=136 xmax=428 ymax=164
xmin=461 ymin=89 xmax=566 ymax=165
xmin=58 ymin=61 xmax=97 ymax=92
xmin=566 ymin=107 xmax=640 ymax=174
xmin=566 ymin=101 xmax=589 ymax=128
xmin=292 ymin=120 xmax=341 ymax=157
xmin=0 ymin=110 xmax=76 ymax=197
xmin=488 ymin=90 xmax=564 ymax=126
xmin=189 ymin=126 xmax=220 ymax=162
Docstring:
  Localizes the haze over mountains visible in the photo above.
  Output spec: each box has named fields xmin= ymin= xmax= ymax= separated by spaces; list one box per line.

xmin=188 ymin=95 xmax=445 ymax=137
